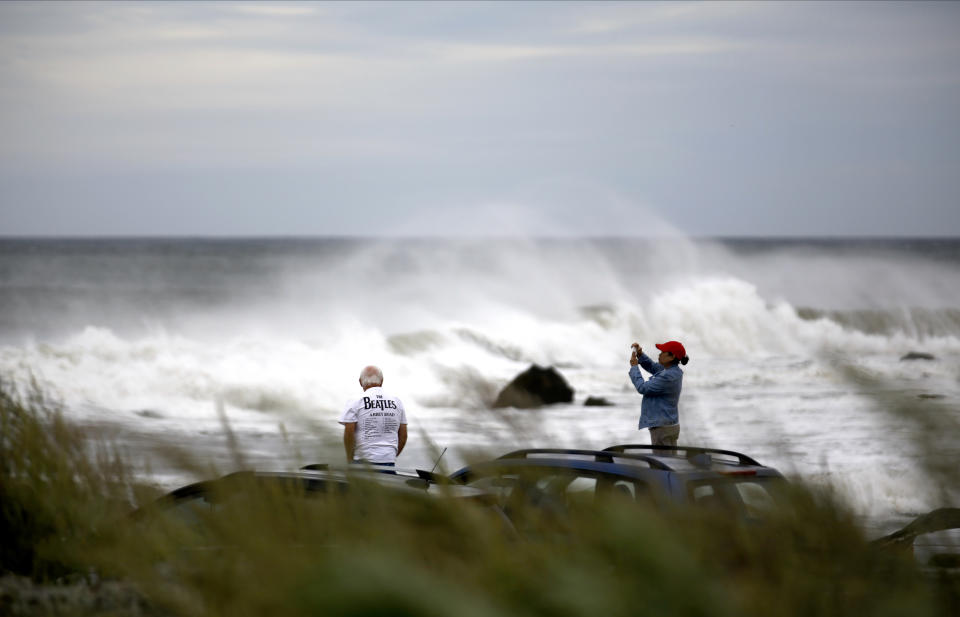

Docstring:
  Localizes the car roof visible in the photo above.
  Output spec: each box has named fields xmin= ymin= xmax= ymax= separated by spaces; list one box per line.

xmin=450 ymin=444 xmax=782 ymax=481
xmin=299 ymin=463 xmax=449 ymax=484
xmin=603 ymin=444 xmax=763 ymax=467
xmin=148 ymin=466 xmax=488 ymax=513
xmin=251 ymin=467 xmax=489 ymax=499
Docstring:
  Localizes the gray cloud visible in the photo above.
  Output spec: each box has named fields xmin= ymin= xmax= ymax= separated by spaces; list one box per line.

xmin=1 ymin=1 xmax=959 ymax=236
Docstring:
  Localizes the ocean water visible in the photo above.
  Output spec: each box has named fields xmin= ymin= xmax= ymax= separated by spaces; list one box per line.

xmin=1 ymin=237 xmax=958 ymax=524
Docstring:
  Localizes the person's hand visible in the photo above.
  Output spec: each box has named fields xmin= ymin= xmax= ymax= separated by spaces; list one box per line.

xmin=630 ymin=350 xmax=639 ymax=366
xmin=631 ymin=342 xmax=642 ymax=356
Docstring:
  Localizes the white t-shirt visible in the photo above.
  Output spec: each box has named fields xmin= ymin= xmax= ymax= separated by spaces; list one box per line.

xmin=338 ymin=386 xmax=407 ymax=463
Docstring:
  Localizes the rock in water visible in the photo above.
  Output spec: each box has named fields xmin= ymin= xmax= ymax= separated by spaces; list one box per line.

xmin=584 ymin=396 xmax=613 ymax=407
xmin=493 ymin=365 xmax=574 ymax=409
xmin=900 ymin=351 xmax=936 ymax=361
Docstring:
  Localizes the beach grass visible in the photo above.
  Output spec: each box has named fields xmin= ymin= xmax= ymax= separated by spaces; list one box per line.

xmin=1 ymin=380 xmax=958 ymax=617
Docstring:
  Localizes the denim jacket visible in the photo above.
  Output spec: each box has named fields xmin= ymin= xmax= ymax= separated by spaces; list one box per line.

xmin=629 ymin=352 xmax=683 ymax=429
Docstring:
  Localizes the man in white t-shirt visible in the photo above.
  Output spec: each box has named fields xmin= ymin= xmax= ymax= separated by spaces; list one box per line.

xmin=339 ymin=365 xmax=408 ymax=466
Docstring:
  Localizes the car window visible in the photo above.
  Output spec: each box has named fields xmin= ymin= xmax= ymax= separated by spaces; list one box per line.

xmin=561 ymin=476 xmax=598 ymax=506
xmin=465 ymin=474 xmax=520 ymax=503
xmin=466 ymin=467 xmax=657 ymax=511
xmin=611 ymin=479 xmax=636 ymax=499
xmin=468 ymin=468 xmax=607 ymax=507
xmin=691 ymin=484 xmax=715 ymax=501
xmin=733 ymin=481 xmax=778 ymax=517
xmin=533 ymin=472 xmax=591 ymax=496
xmin=688 ymin=477 xmax=786 ymax=517
xmin=539 ymin=472 xmax=655 ymax=509
xmin=162 ymin=494 xmax=215 ymax=527
xmin=596 ymin=477 xmax=658 ymax=507
xmin=690 ymin=483 xmax=736 ymax=512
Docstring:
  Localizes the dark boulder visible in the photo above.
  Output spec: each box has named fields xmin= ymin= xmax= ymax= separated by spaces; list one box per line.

xmin=900 ymin=351 xmax=936 ymax=361
xmin=493 ymin=365 xmax=574 ymax=409
xmin=584 ymin=396 xmax=613 ymax=407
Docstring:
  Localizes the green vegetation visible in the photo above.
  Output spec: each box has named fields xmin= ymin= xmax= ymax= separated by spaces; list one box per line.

xmin=1 ymin=380 xmax=957 ymax=617
xmin=0 ymin=380 xmax=143 ymax=579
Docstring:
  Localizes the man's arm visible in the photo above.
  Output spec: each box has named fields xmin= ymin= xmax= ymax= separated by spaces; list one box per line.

xmin=397 ymin=424 xmax=407 ymax=457
xmin=342 ymin=422 xmax=357 ymax=462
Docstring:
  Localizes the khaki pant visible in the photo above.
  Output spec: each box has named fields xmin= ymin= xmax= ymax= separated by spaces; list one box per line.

xmin=649 ymin=424 xmax=680 ymax=447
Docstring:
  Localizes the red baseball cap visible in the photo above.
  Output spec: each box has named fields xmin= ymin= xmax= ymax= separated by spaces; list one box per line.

xmin=655 ymin=341 xmax=686 ymax=359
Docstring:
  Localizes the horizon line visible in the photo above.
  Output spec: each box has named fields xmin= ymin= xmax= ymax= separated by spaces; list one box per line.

xmin=1 ymin=233 xmax=959 ymax=242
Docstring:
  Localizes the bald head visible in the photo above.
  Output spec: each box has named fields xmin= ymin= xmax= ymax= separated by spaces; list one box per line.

xmin=359 ymin=365 xmax=384 ymax=390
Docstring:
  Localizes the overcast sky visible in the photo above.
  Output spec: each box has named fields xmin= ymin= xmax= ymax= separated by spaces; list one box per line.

xmin=1 ymin=1 xmax=958 ymax=237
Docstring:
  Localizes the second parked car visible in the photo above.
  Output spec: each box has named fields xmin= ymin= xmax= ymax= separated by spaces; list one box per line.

xmin=450 ymin=443 xmax=788 ymax=522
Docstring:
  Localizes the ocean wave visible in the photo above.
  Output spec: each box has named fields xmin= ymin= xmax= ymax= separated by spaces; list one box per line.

xmin=2 ymin=278 xmax=958 ymax=424
xmin=797 ymin=307 xmax=960 ymax=338
xmin=386 ymin=330 xmax=447 ymax=355
xmin=453 ymin=328 xmax=530 ymax=363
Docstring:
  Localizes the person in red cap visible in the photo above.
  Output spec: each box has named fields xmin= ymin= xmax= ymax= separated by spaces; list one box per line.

xmin=628 ymin=340 xmax=689 ymax=447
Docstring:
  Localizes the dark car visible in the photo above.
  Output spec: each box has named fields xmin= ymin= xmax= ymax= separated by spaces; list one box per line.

xmin=450 ymin=444 xmax=788 ymax=522
xmin=134 ymin=464 xmax=508 ymax=537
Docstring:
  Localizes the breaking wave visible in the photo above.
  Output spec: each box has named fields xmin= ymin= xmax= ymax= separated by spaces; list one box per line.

xmin=796 ymin=307 xmax=960 ymax=339
xmin=3 ymin=274 xmax=958 ymax=425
